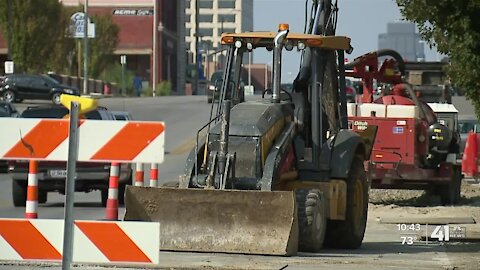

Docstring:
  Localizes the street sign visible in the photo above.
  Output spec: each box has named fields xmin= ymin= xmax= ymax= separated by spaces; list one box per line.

xmin=70 ymin=12 xmax=95 ymax=38
xmin=4 ymin=61 xmax=14 ymax=74
xmin=112 ymin=9 xmax=154 ymax=16
xmin=244 ymin=85 xmax=254 ymax=96
xmin=121 ymin=55 xmax=127 ymax=65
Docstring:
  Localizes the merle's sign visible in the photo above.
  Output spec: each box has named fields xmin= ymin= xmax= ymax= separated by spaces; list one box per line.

xmin=113 ymin=9 xmax=154 ymax=16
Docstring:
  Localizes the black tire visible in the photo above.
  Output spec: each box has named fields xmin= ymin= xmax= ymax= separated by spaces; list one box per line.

xmin=101 ymin=189 xmax=108 ymax=207
xmin=3 ymin=90 xmax=16 ymax=103
xmin=118 ymin=183 xmax=127 ymax=206
xmin=52 ymin=92 xmax=62 ymax=105
xmin=324 ymin=156 xmax=369 ymax=249
xmin=12 ymin=179 xmax=27 ymax=207
xmin=38 ymin=190 xmax=47 ymax=204
xmin=438 ymin=166 xmax=462 ymax=205
xmin=296 ymin=189 xmax=327 ymax=252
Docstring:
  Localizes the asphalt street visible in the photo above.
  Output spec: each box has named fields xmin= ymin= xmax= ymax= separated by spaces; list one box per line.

xmin=0 ymin=95 xmax=478 ymax=269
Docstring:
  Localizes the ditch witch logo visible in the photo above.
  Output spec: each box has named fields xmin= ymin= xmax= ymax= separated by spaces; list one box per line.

xmin=112 ymin=9 xmax=154 ymax=16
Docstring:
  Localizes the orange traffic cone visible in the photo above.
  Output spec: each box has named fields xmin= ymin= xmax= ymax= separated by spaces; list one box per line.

xmin=462 ymin=131 xmax=478 ymax=177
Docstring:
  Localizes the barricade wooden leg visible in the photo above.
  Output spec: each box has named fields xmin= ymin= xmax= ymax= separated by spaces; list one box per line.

xmin=25 ymin=160 xmax=38 ymax=219
xmin=150 ymin=163 xmax=158 ymax=187
xmin=105 ymin=162 xmax=120 ymax=220
xmin=135 ymin=162 xmax=144 ymax=187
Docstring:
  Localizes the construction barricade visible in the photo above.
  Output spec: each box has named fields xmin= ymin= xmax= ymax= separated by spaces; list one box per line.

xmin=0 ymin=219 xmax=159 ymax=264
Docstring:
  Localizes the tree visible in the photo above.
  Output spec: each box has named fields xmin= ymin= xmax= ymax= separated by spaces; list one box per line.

xmin=0 ymin=1 xmax=119 ymax=79
xmin=88 ymin=14 xmax=119 ymax=78
xmin=0 ymin=0 xmax=63 ymax=73
xmin=45 ymin=5 xmax=76 ymax=74
xmin=396 ymin=0 xmax=480 ymax=116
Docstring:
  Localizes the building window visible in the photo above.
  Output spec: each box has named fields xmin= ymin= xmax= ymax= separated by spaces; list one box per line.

xmin=198 ymin=0 xmax=213 ymax=8
xmin=199 ymin=28 xmax=213 ymax=36
xmin=185 ymin=15 xmax=191 ymax=23
xmin=218 ymin=0 xmax=235 ymax=9
xmin=221 ymin=28 xmax=236 ymax=34
xmin=219 ymin=14 xmax=235 ymax=23
xmin=186 ymin=28 xmax=191 ymax=36
xmin=199 ymin=15 xmax=213 ymax=23
xmin=185 ymin=0 xmax=190 ymax=9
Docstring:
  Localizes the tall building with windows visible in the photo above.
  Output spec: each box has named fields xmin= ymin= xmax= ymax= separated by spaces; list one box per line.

xmin=185 ymin=0 xmax=253 ymax=74
xmin=378 ymin=21 xmax=425 ymax=62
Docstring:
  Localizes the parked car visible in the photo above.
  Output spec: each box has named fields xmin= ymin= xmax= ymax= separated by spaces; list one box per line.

xmin=345 ymin=78 xmax=357 ymax=102
xmin=0 ymin=74 xmax=79 ymax=104
xmin=0 ymin=101 xmax=19 ymax=172
xmin=8 ymin=105 xmax=132 ymax=207
xmin=207 ymin=70 xmax=245 ymax=103
xmin=0 ymin=101 xmax=19 ymax=117
xmin=110 ymin=111 xmax=133 ymax=121
xmin=458 ymin=117 xmax=480 ymax=156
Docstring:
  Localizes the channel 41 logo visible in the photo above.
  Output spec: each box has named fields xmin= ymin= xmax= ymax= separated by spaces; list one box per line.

xmin=430 ymin=225 xmax=466 ymax=242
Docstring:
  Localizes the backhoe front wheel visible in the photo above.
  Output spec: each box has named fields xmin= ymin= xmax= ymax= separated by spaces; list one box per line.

xmin=324 ymin=156 xmax=368 ymax=249
xmin=296 ymin=189 xmax=327 ymax=252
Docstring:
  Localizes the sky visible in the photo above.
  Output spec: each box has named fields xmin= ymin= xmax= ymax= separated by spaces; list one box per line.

xmin=252 ymin=0 xmax=440 ymax=82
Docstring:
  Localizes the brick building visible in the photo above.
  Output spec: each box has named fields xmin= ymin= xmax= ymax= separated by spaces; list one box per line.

xmin=0 ymin=0 xmax=186 ymax=94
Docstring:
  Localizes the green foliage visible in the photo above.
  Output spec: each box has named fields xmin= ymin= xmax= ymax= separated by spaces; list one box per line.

xmin=88 ymin=14 xmax=119 ymax=78
xmin=0 ymin=2 xmax=118 ymax=79
xmin=45 ymin=6 xmax=76 ymax=74
xmin=144 ymin=81 xmax=172 ymax=97
xmin=0 ymin=0 xmax=63 ymax=73
xmin=157 ymin=81 xmax=172 ymax=96
xmin=100 ymin=62 xmax=134 ymax=96
xmin=396 ymin=0 xmax=480 ymax=116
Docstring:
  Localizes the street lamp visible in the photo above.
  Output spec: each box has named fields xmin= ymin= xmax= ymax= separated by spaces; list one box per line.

xmin=194 ymin=0 xmax=200 ymax=95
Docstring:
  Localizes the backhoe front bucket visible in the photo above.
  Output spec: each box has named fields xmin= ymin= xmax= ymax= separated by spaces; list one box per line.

xmin=124 ymin=186 xmax=298 ymax=255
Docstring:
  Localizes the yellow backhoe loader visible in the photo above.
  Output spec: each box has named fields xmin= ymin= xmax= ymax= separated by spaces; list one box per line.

xmin=124 ymin=0 xmax=376 ymax=255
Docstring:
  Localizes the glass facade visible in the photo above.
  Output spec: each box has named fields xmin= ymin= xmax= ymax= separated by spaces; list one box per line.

xmin=218 ymin=0 xmax=235 ymax=8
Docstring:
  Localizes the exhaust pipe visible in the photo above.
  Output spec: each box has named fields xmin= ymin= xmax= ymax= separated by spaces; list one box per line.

xmin=272 ymin=28 xmax=289 ymax=103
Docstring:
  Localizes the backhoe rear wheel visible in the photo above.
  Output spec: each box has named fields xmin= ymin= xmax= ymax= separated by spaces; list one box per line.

xmin=324 ymin=156 xmax=368 ymax=249
xmin=296 ymin=189 xmax=327 ymax=252
xmin=437 ymin=166 xmax=462 ymax=205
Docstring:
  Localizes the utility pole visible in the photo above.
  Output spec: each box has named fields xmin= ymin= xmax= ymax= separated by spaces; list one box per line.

xmin=194 ymin=0 xmax=200 ymax=95
xmin=5 ymin=0 xmax=12 ymax=60
xmin=83 ymin=0 xmax=89 ymax=95
xmin=152 ymin=0 xmax=158 ymax=96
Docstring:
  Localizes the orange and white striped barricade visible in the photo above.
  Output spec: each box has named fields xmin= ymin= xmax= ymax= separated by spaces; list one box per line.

xmin=0 ymin=219 xmax=159 ymax=264
xmin=0 ymin=118 xmax=165 ymax=163
xmin=105 ymin=162 xmax=120 ymax=220
xmin=135 ymin=162 xmax=144 ymax=186
xmin=25 ymin=160 xmax=39 ymax=219
xmin=149 ymin=163 xmax=159 ymax=187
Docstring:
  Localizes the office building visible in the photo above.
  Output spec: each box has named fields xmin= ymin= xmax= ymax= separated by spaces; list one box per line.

xmin=185 ymin=0 xmax=253 ymax=78
xmin=378 ymin=21 xmax=425 ymax=62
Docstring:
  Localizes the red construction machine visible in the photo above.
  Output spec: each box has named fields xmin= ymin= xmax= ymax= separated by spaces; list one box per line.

xmin=346 ymin=49 xmax=462 ymax=204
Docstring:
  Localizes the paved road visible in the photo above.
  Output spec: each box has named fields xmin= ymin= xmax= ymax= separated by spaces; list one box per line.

xmin=0 ymin=96 xmax=479 ymax=269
